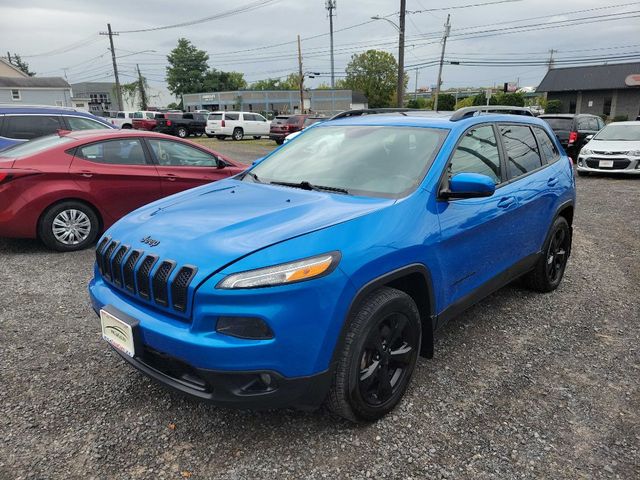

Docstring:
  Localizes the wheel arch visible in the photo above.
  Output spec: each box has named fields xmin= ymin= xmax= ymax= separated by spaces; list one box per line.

xmin=333 ymin=264 xmax=437 ymax=364
xmin=37 ymin=197 xmax=104 ymax=238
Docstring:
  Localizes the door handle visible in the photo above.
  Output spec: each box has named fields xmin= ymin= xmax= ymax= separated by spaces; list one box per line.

xmin=497 ymin=197 xmax=515 ymax=208
xmin=547 ymin=177 xmax=559 ymax=187
xmin=163 ymin=174 xmax=177 ymax=182
xmin=77 ymin=170 xmax=94 ymax=178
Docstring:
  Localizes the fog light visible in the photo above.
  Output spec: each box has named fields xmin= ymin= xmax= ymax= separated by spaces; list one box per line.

xmin=259 ymin=373 xmax=272 ymax=386
xmin=578 ymin=160 xmax=583 ymax=167
xmin=216 ymin=316 xmax=274 ymax=339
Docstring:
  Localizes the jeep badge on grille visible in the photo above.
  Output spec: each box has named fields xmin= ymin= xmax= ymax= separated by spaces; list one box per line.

xmin=141 ymin=236 xmax=160 ymax=247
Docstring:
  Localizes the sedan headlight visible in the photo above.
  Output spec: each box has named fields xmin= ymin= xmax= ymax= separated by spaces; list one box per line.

xmin=217 ymin=252 xmax=340 ymax=289
xmin=628 ymin=150 xmax=640 ymax=157
xmin=580 ymin=148 xmax=593 ymax=156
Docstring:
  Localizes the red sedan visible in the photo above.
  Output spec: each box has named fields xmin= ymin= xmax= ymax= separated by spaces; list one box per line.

xmin=0 ymin=130 xmax=245 ymax=251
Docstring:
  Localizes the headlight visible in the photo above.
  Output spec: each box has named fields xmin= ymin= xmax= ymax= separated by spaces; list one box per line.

xmin=628 ymin=150 xmax=640 ymax=157
xmin=580 ymin=148 xmax=593 ymax=156
xmin=217 ymin=252 xmax=340 ymax=289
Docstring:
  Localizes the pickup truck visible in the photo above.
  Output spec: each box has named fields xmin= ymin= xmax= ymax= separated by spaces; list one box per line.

xmin=154 ymin=113 xmax=206 ymax=138
xmin=132 ymin=111 xmax=162 ymax=131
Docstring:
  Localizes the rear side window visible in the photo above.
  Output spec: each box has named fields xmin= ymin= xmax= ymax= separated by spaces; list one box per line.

xmin=533 ymin=127 xmax=560 ymax=164
xmin=287 ymin=116 xmax=303 ymax=125
xmin=209 ymin=113 xmax=223 ymax=120
xmin=133 ymin=112 xmax=143 ymax=118
xmin=77 ymin=139 xmax=147 ymax=165
xmin=3 ymin=115 xmax=63 ymax=140
xmin=226 ymin=113 xmax=240 ymax=121
xmin=147 ymin=139 xmax=218 ymax=167
xmin=66 ymin=116 xmax=110 ymax=130
xmin=543 ymin=117 xmax=573 ymax=132
xmin=500 ymin=125 xmax=543 ymax=178
xmin=449 ymin=125 xmax=501 ymax=184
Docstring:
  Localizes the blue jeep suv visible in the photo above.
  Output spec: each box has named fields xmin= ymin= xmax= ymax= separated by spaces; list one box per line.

xmin=88 ymin=107 xmax=575 ymax=421
xmin=0 ymin=105 xmax=113 ymax=150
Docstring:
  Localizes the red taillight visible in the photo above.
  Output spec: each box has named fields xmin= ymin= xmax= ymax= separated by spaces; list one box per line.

xmin=568 ymin=131 xmax=578 ymax=144
xmin=221 ymin=120 xmax=226 ymax=127
xmin=0 ymin=171 xmax=9 ymax=184
xmin=166 ymin=120 xmax=172 ymax=126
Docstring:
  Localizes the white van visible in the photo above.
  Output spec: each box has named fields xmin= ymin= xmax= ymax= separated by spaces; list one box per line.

xmin=205 ymin=111 xmax=270 ymax=140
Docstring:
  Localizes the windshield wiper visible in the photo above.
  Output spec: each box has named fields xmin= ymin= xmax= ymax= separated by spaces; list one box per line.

xmin=242 ymin=171 xmax=262 ymax=183
xmin=270 ymin=180 xmax=349 ymax=194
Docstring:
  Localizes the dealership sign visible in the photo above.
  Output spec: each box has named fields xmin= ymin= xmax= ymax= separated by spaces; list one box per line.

xmin=625 ymin=74 xmax=640 ymax=87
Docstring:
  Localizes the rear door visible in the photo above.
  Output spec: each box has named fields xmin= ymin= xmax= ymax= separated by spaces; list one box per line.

xmin=541 ymin=117 xmax=574 ymax=150
xmin=69 ymin=138 xmax=162 ymax=221
xmin=253 ymin=113 xmax=270 ymax=135
xmin=145 ymin=137 xmax=236 ymax=196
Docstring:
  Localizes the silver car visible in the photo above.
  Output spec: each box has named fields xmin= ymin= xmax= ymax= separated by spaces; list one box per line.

xmin=576 ymin=121 xmax=640 ymax=176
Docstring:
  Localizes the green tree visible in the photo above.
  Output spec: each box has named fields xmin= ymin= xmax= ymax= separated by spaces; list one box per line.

xmin=9 ymin=53 xmax=35 ymax=76
xmin=492 ymin=92 xmax=525 ymax=107
xmin=343 ymin=50 xmax=399 ymax=108
xmin=437 ymin=93 xmax=456 ymax=111
xmin=203 ymin=70 xmax=247 ymax=91
xmin=545 ymin=100 xmax=562 ymax=113
xmin=406 ymin=97 xmax=428 ymax=109
xmin=166 ymin=38 xmax=209 ymax=97
xmin=454 ymin=96 xmax=475 ymax=110
xmin=166 ymin=101 xmax=182 ymax=110
xmin=121 ymin=75 xmax=150 ymax=109
xmin=249 ymin=73 xmax=300 ymax=91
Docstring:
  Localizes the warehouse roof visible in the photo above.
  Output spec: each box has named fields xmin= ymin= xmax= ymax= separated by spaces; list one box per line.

xmin=537 ymin=62 xmax=640 ymax=92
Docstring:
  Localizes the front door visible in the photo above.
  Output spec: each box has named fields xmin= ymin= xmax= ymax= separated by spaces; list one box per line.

xmin=145 ymin=138 xmax=235 ymax=196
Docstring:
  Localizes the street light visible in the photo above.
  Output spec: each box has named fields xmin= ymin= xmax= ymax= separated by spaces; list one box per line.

xmin=371 ymin=10 xmax=405 ymax=107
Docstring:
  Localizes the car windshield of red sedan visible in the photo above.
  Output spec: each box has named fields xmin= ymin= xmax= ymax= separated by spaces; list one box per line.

xmin=246 ymin=125 xmax=448 ymax=198
xmin=0 ymin=134 xmax=74 ymax=158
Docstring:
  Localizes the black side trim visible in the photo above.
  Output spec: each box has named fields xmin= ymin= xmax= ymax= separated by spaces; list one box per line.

xmin=436 ymin=252 xmax=539 ymax=329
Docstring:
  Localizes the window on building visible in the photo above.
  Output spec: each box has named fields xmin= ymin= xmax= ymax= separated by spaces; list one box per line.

xmin=499 ymin=125 xmax=543 ymax=179
xmin=11 ymin=89 xmax=20 ymax=100
xmin=569 ymin=99 xmax=576 ymax=113
xmin=603 ymin=97 xmax=612 ymax=116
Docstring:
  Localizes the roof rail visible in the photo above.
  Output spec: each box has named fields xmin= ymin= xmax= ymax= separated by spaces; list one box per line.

xmin=449 ymin=106 xmax=534 ymax=121
xmin=0 ymin=103 xmax=81 ymax=112
xmin=330 ymin=108 xmax=415 ymax=120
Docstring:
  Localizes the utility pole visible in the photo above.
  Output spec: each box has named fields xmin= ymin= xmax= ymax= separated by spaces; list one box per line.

xmin=100 ymin=23 xmax=123 ymax=111
xmin=547 ymin=49 xmax=557 ymax=70
xmin=297 ymin=34 xmax=304 ymax=114
xmin=397 ymin=0 xmax=406 ymax=107
xmin=136 ymin=64 xmax=148 ymax=110
xmin=414 ymin=69 xmax=419 ymax=101
xmin=434 ymin=14 xmax=451 ymax=112
xmin=326 ymin=0 xmax=336 ymax=88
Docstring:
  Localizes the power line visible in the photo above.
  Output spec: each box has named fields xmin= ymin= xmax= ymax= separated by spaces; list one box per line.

xmin=407 ymin=0 xmax=522 ymax=14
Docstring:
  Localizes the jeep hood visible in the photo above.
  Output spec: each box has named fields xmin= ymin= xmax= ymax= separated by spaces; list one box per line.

xmin=103 ymin=178 xmax=394 ymax=272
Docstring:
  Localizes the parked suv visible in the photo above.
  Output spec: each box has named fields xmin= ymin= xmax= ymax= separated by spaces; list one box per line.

xmin=539 ymin=113 xmax=604 ymax=160
xmin=205 ymin=111 xmax=270 ymax=140
xmin=0 ymin=105 xmax=113 ymax=151
xmin=89 ymin=108 xmax=575 ymax=422
xmin=269 ymin=114 xmax=311 ymax=144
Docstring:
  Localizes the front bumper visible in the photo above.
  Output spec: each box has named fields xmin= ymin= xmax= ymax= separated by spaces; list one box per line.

xmin=576 ymin=155 xmax=640 ymax=174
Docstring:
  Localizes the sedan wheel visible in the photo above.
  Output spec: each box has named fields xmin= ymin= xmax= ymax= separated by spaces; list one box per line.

xmin=39 ymin=201 xmax=99 ymax=252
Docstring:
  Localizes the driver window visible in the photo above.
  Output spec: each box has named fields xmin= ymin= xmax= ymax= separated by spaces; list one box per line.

xmin=147 ymin=139 xmax=219 ymax=167
xmin=449 ymin=125 xmax=502 ymax=184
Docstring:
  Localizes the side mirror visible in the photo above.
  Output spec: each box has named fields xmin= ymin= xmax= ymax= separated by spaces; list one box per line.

xmin=585 ymin=134 xmax=594 ymax=141
xmin=216 ymin=157 xmax=227 ymax=169
xmin=441 ymin=173 xmax=496 ymax=200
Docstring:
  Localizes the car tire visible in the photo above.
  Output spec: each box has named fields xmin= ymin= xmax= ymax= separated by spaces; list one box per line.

xmin=194 ymin=132 xmax=203 ymax=137
xmin=177 ymin=127 xmax=188 ymax=138
xmin=253 ymin=136 xmax=262 ymax=140
xmin=523 ymin=216 xmax=571 ymax=293
xmin=232 ymin=128 xmax=244 ymax=141
xmin=216 ymin=136 xmax=226 ymax=140
xmin=206 ymin=134 xmax=215 ymax=138
xmin=326 ymin=287 xmax=421 ymax=422
xmin=38 ymin=201 xmax=100 ymax=252
xmin=275 ymin=139 xmax=284 ymax=145
xmin=121 ymin=124 xmax=132 ymax=129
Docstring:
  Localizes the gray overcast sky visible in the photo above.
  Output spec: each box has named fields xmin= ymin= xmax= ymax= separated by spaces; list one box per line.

xmin=2 ymin=0 xmax=639 ymax=106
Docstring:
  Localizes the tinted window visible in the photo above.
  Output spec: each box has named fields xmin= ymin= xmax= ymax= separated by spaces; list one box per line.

xmin=147 ymin=139 xmax=218 ymax=167
xmin=77 ymin=139 xmax=147 ymax=165
xmin=116 ymin=112 xmax=125 ymax=118
xmin=449 ymin=125 xmax=501 ymax=183
xmin=542 ymin=117 xmax=573 ymax=131
xmin=244 ymin=114 xmax=256 ymax=121
xmin=287 ymin=116 xmax=304 ymax=125
xmin=210 ymin=113 xmax=223 ymax=120
xmin=587 ymin=117 xmax=599 ymax=130
xmin=0 ymin=134 xmax=73 ymax=158
xmin=225 ymin=113 xmax=240 ymax=121
xmin=500 ymin=125 xmax=543 ymax=178
xmin=66 ymin=116 xmax=110 ymax=130
xmin=3 ymin=115 xmax=63 ymax=140
xmin=576 ymin=117 xmax=591 ymax=130
xmin=133 ymin=112 xmax=144 ymax=118
xmin=533 ymin=127 xmax=560 ymax=164
xmin=254 ymin=114 xmax=267 ymax=122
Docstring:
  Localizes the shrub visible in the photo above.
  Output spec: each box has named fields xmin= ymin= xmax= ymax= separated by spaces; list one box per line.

xmin=437 ymin=93 xmax=456 ymax=111
xmin=545 ymin=100 xmax=562 ymax=113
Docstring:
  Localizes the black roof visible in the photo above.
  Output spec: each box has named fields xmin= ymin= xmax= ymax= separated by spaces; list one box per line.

xmin=0 ymin=76 xmax=71 ymax=88
xmin=537 ymin=62 xmax=640 ymax=92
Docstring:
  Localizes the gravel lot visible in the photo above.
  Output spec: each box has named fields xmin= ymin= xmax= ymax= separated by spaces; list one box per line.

xmin=0 ymin=170 xmax=638 ymax=480
xmin=191 ymin=136 xmax=276 ymax=164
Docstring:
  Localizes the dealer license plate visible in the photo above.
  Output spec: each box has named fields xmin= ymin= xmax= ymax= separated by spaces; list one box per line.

xmin=100 ymin=309 xmax=135 ymax=357
xmin=599 ymin=160 xmax=614 ymax=168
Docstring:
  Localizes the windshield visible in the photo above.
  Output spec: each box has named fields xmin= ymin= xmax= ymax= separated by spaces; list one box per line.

xmin=594 ymin=124 xmax=640 ymax=141
xmin=246 ymin=125 xmax=448 ymax=198
xmin=0 ymin=134 xmax=74 ymax=158
xmin=543 ymin=117 xmax=573 ymax=131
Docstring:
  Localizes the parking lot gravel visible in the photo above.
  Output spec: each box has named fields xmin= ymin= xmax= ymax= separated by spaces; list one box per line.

xmin=0 ymin=172 xmax=638 ymax=480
